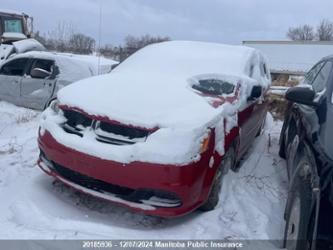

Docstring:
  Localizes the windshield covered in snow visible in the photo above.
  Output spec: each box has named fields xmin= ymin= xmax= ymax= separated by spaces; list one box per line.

xmin=192 ymin=79 xmax=235 ymax=96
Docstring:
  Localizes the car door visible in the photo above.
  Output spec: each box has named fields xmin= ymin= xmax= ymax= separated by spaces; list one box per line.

xmin=20 ymin=58 xmax=57 ymax=110
xmin=326 ymin=60 xmax=333 ymax=163
xmin=237 ymin=61 xmax=269 ymax=158
xmin=288 ymin=61 xmax=333 ymax=179
xmin=238 ymin=91 xmax=264 ymax=157
xmin=0 ymin=58 xmax=29 ymax=105
xmin=309 ymin=60 xmax=333 ymax=160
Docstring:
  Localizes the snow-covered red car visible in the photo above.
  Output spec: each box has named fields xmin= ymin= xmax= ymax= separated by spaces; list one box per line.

xmin=38 ymin=41 xmax=271 ymax=217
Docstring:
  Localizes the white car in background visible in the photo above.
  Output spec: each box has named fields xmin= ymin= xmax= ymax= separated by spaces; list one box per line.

xmin=0 ymin=50 xmax=118 ymax=110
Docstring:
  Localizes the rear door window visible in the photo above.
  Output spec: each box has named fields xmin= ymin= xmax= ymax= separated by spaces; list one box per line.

xmin=0 ymin=58 xmax=29 ymax=76
xmin=304 ymin=62 xmax=325 ymax=85
xmin=311 ymin=61 xmax=332 ymax=93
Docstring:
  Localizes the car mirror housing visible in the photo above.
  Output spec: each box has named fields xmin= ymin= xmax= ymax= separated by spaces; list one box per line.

xmin=285 ymin=86 xmax=318 ymax=107
xmin=31 ymin=68 xmax=51 ymax=79
xmin=248 ymin=85 xmax=262 ymax=100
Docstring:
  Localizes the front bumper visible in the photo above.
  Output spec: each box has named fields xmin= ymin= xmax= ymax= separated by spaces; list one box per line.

xmin=38 ymin=130 xmax=220 ymax=217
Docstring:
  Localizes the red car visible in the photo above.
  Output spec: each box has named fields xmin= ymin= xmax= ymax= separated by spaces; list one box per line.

xmin=38 ymin=41 xmax=271 ymax=217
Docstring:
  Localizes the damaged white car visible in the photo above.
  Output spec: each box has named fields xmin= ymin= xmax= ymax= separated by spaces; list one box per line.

xmin=0 ymin=50 xmax=118 ymax=110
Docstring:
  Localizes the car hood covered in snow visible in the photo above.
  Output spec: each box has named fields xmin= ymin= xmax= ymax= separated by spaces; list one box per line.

xmin=57 ymin=41 xmax=261 ymax=129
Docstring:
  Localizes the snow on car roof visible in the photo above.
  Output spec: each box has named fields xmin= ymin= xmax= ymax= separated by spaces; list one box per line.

xmin=10 ymin=51 xmax=94 ymax=82
xmin=0 ymin=9 xmax=26 ymax=16
xmin=8 ymin=51 xmax=117 ymax=82
xmin=119 ymin=40 xmax=255 ymax=77
xmin=57 ymin=41 xmax=262 ymax=129
xmin=56 ymin=53 xmax=118 ymax=75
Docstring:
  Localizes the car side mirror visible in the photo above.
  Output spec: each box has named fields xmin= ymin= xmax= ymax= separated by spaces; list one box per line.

xmin=285 ymin=86 xmax=318 ymax=107
xmin=248 ymin=85 xmax=262 ymax=100
xmin=31 ymin=68 xmax=51 ymax=79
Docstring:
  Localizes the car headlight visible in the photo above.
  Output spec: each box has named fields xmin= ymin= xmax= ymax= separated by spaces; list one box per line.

xmin=200 ymin=131 xmax=212 ymax=153
xmin=49 ymin=99 xmax=60 ymax=113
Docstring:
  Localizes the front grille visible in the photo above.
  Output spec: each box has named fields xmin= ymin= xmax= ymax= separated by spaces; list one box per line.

xmin=61 ymin=109 xmax=152 ymax=146
xmin=99 ymin=122 xmax=149 ymax=139
xmin=52 ymin=161 xmax=135 ymax=197
xmin=62 ymin=109 xmax=92 ymax=137
xmin=45 ymin=157 xmax=181 ymax=207
xmin=63 ymin=109 xmax=92 ymax=129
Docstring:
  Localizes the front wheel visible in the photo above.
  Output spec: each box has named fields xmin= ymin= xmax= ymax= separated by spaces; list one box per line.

xmin=199 ymin=146 xmax=235 ymax=211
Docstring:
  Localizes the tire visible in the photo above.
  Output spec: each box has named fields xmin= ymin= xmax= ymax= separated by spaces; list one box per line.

xmin=199 ymin=146 xmax=235 ymax=211
xmin=284 ymin=157 xmax=313 ymax=250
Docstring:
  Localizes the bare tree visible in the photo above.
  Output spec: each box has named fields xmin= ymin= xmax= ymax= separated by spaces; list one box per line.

xmin=69 ymin=33 xmax=96 ymax=54
xmin=287 ymin=25 xmax=315 ymax=41
xmin=125 ymin=34 xmax=170 ymax=51
xmin=317 ymin=19 xmax=333 ymax=41
xmin=99 ymin=34 xmax=170 ymax=61
xmin=122 ymin=34 xmax=170 ymax=60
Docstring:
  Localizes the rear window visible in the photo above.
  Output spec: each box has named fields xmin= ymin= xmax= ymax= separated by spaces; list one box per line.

xmin=192 ymin=79 xmax=235 ymax=96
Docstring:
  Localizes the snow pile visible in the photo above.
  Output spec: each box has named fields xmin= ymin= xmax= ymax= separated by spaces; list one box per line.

xmin=2 ymin=32 xmax=27 ymax=40
xmin=12 ymin=39 xmax=46 ymax=54
xmin=0 ymin=101 xmax=287 ymax=246
xmin=43 ymin=41 xmax=270 ymax=165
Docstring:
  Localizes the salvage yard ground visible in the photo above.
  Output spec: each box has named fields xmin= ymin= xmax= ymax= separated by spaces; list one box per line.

xmin=0 ymin=101 xmax=287 ymax=247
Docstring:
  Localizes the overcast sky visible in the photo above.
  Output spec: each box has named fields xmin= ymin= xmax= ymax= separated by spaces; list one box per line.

xmin=2 ymin=0 xmax=333 ymax=45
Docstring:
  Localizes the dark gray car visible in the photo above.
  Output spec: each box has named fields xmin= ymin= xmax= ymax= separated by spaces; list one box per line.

xmin=280 ymin=56 xmax=333 ymax=250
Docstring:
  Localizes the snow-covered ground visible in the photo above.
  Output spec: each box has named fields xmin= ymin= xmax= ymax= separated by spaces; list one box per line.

xmin=0 ymin=101 xmax=287 ymax=246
